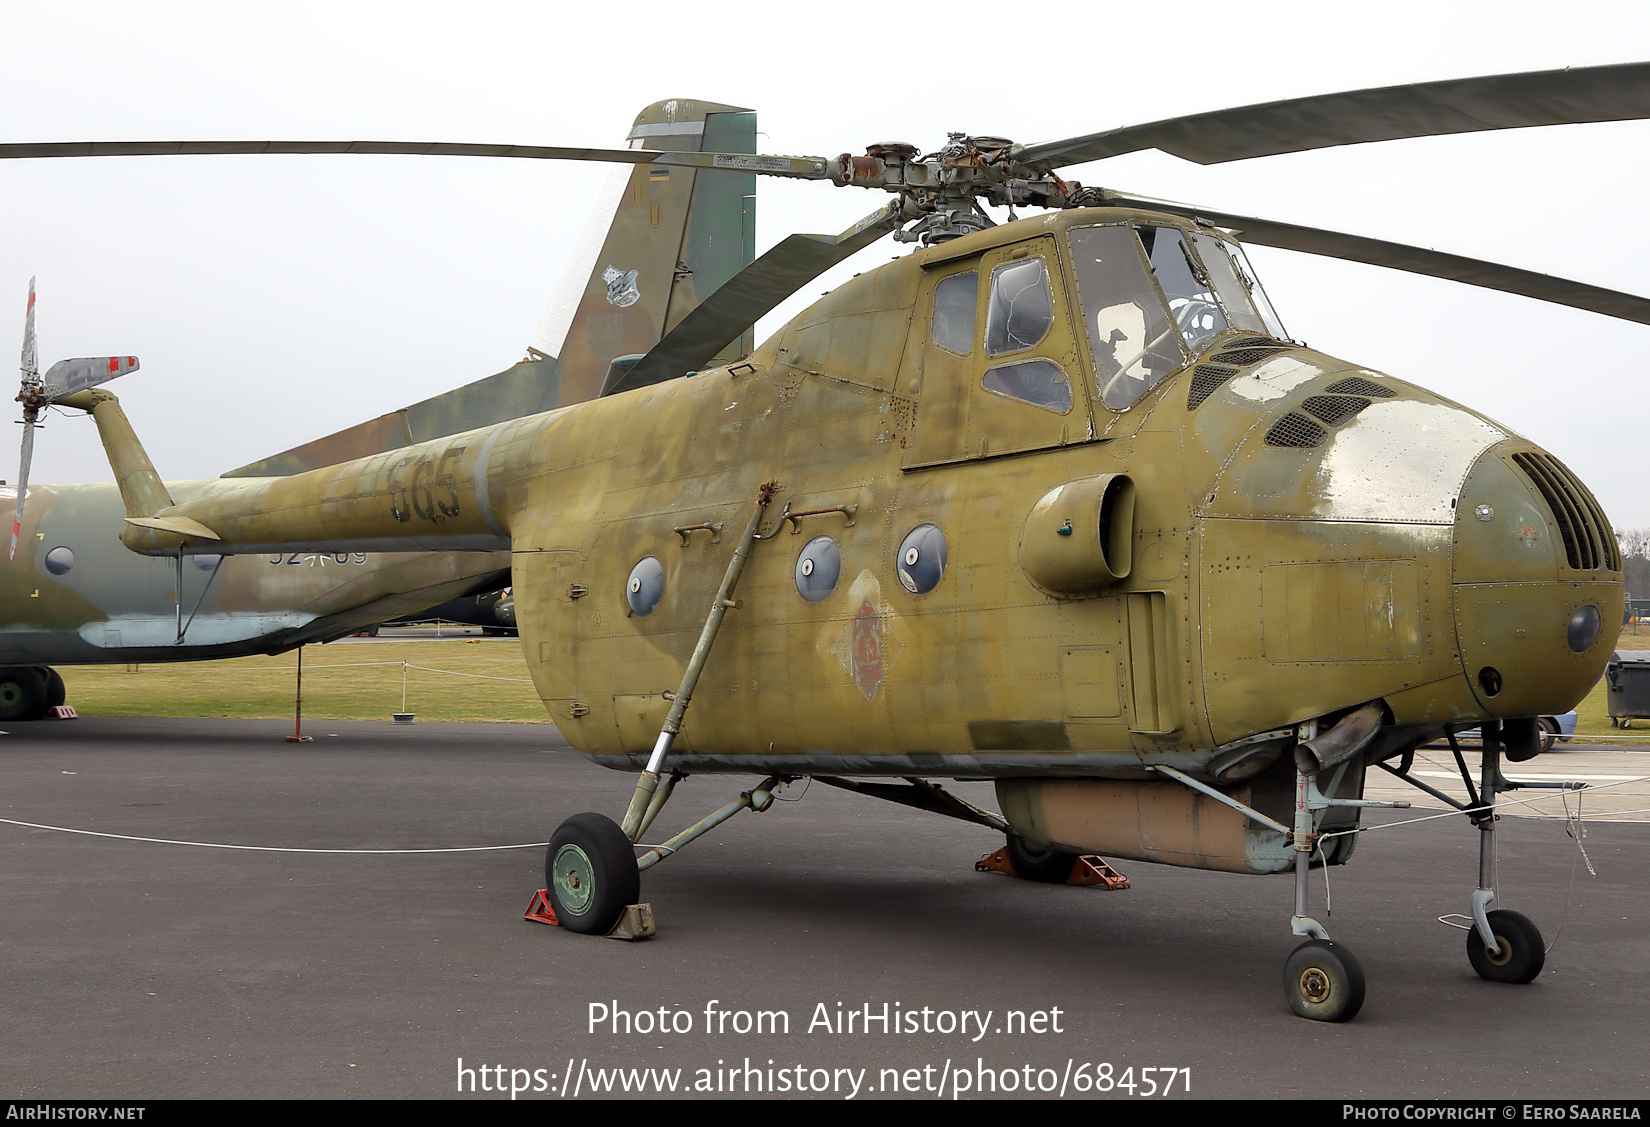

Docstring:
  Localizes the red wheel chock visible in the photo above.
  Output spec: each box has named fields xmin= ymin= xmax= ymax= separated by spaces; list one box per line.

xmin=45 ymin=705 xmax=77 ymax=720
xmin=1067 ymin=855 xmax=1131 ymax=890
xmin=975 ymin=847 xmax=1131 ymax=889
xmin=523 ymin=888 xmax=559 ymax=925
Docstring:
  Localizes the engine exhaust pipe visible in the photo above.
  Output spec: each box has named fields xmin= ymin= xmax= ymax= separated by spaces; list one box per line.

xmin=1294 ymin=702 xmax=1384 ymax=776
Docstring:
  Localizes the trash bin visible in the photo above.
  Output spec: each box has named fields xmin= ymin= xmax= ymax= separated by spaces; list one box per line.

xmin=1606 ymin=650 xmax=1650 ymax=728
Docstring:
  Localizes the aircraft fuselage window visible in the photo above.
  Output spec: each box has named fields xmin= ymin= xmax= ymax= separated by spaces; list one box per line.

xmin=982 ymin=359 xmax=1072 ymax=413
xmin=932 ymin=271 xmax=978 ymax=355
xmin=985 ymin=257 xmax=1054 ymax=356
xmin=1138 ymin=225 xmax=1228 ymax=353
xmin=1068 ymin=225 xmax=1188 ymax=411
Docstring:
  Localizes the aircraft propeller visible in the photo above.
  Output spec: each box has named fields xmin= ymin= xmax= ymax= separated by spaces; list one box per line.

xmin=11 ymin=278 xmax=138 ymax=560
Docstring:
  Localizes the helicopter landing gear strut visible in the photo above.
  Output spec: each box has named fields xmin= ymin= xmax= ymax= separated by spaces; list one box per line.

xmin=542 ymin=484 xmax=779 ymax=939
xmin=1281 ymin=762 xmax=1367 ymax=1022
xmin=1378 ymin=723 xmax=1585 ymax=987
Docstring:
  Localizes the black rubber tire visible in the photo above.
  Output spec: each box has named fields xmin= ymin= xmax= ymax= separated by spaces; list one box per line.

xmin=1466 ymin=909 xmax=1545 ymax=984
xmin=1283 ymin=939 xmax=1366 ymax=1022
xmin=0 ymin=667 xmax=49 ymax=722
xmin=39 ymin=667 xmax=66 ymax=708
xmin=1538 ymin=717 xmax=1560 ymax=754
xmin=1005 ymin=835 xmax=1078 ymax=882
xmin=546 ymin=812 xmax=640 ymax=935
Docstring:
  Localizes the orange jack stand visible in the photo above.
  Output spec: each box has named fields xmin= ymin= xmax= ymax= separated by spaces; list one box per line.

xmin=524 ymin=888 xmax=560 ymax=925
xmin=975 ymin=847 xmax=1131 ymax=889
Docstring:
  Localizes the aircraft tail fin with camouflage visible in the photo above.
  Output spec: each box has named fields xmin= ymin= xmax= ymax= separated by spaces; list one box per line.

xmin=223 ymin=99 xmax=757 ymax=479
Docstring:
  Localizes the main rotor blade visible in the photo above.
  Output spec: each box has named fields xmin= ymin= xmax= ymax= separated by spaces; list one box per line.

xmin=1105 ymin=194 xmax=1650 ymax=326
xmin=602 ymin=203 xmax=904 ymax=397
xmin=0 ymin=139 xmax=834 ymax=180
xmin=1018 ymin=61 xmax=1650 ymax=169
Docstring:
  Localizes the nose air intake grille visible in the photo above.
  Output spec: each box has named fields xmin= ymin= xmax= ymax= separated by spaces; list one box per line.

xmin=1186 ymin=343 xmax=1293 ymax=411
xmin=1187 ymin=362 xmax=1241 ymax=409
xmin=1263 ymin=412 xmax=1327 ymax=448
xmin=1214 ymin=345 xmax=1290 ymax=367
xmin=1302 ymin=395 xmax=1371 ymax=426
xmin=1324 ymin=376 xmax=1396 ymax=399
xmin=1511 ymin=452 xmax=1620 ymax=571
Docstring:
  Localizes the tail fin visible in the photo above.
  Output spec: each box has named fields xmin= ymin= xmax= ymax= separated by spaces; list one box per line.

xmin=224 ymin=99 xmax=756 ymax=479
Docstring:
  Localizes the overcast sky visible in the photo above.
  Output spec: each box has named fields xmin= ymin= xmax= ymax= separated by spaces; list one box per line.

xmin=2 ymin=0 xmax=1648 ymax=525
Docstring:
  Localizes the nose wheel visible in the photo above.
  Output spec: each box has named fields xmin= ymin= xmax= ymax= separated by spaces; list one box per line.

xmin=1283 ymin=939 xmax=1366 ymax=1022
xmin=1466 ymin=908 xmax=1545 ymax=984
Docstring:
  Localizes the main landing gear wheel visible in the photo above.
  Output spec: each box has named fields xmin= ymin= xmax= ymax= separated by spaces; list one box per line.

xmin=41 ymin=667 xmax=66 ymax=708
xmin=1005 ymin=835 xmax=1079 ymax=882
xmin=1467 ymin=909 xmax=1545 ymax=984
xmin=0 ymin=667 xmax=48 ymax=722
xmin=546 ymin=812 xmax=640 ymax=935
xmin=1283 ymin=939 xmax=1366 ymax=1022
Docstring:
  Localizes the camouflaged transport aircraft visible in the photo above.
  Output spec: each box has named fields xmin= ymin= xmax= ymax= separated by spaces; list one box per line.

xmin=0 ymin=99 xmax=757 ymax=721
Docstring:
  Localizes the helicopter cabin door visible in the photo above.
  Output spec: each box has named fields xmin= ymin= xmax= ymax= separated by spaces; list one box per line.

xmin=904 ymin=236 xmax=1091 ymax=467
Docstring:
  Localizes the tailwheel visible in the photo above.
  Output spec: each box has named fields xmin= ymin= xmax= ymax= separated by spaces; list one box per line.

xmin=1283 ymin=939 xmax=1366 ymax=1022
xmin=1467 ymin=909 xmax=1545 ymax=984
xmin=1005 ymin=835 xmax=1078 ymax=882
xmin=546 ymin=813 xmax=639 ymax=935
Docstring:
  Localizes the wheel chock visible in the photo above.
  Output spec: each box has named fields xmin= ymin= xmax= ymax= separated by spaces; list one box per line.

xmin=1068 ymin=855 xmax=1130 ymax=890
xmin=975 ymin=846 xmax=1015 ymax=875
xmin=606 ymin=903 xmax=656 ymax=941
xmin=523 ymin=888 xmax=560 ymax=926
xmin=45 ymin=705 xmax=77 ymax=720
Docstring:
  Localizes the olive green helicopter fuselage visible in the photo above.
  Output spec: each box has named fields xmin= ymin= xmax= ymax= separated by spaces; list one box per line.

xmin=100 ymin=206 xmax=1622 ymax=875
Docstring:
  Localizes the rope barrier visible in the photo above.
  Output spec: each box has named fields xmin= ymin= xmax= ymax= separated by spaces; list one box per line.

xmin=0 ymin=816 xmax=546 ymax=854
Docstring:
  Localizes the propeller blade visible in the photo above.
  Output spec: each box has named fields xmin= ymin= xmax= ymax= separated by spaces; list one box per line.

xmin=0 ymin=139 xmax=836 ymax=181
xmin=1017 ymin=60 xmax=1650 ymax=170
xmin=601 ymin=203 xmax=904 ymax=397
xmin=1103 ymin=194 xmax=1650 ymax=326
xmin=20 ymin=276 xmax=36 ymax=380
xmin=10 ymin=418 xmax=32 ymax=561
xmin=41 ymin=355 xmax=138 ymax=401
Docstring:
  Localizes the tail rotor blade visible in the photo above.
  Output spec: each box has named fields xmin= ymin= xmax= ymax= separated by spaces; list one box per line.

xmin=41 ymin=355 xmax=138 ymax=401
xmin=10 ymin=419 xmax=33 ymax=561
xmin=21 ymin=277 xmax=37 ymax=380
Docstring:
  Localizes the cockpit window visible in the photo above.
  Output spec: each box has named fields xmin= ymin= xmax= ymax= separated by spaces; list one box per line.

xmin=985 ymin=257 xmax=1054 ymax=356
xmin=932 ymin=271 xmax=977 ymax=355
xmin=1138 ymin=225 xmax=1228 ymax=352
xmin=1188 ymin=232 xmax=1267 ymax=334
xmin=1220 ymin=240 xmax=1290 ymax=340
xmin=1069 ymin=225 xmax=1187 ymax=410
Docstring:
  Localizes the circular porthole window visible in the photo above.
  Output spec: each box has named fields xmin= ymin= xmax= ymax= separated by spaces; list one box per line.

xmin=43 ymin=546 xmax=74 ymax=575
xmin=626 ymin=556 xmax=665 ymax=617
xmin=794 ymin=536 xmax=841 ymax=603
xmin=896 ymin=524 xmax=947 ymax=595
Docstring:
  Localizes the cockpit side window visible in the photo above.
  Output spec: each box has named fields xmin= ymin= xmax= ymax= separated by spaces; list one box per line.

xmin=1069 ymin=225 xmax=1187 ymax=411
xmin=932 ymin=271 xmax=978 ymax=355
xmin=985 ymin=257 xmax=1054 ymax=356
xmin=1188 ymin=232 xmax=1266 ymax=334
xmin=1138 ymin=225 xmax=1228 ymax=353
xmin=1221 ymin=240 xmax=1290 ymax=340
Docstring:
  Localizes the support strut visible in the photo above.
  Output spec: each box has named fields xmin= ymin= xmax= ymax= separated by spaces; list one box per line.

xmin=618 ymin=481 xmax=777 ymax=841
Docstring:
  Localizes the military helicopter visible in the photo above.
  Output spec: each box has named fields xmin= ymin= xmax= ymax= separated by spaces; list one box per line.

xmin=9 ymin=62 xmax=1647 ymax=1022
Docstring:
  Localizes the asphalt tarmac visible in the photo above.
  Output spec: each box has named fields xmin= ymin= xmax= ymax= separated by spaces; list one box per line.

xmin=2 ymin=717 xmax=1646 ymax=1101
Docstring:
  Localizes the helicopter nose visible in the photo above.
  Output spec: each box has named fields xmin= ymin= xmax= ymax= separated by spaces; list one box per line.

xmin=1450 ymin=443 xmax=1622 ymax=718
